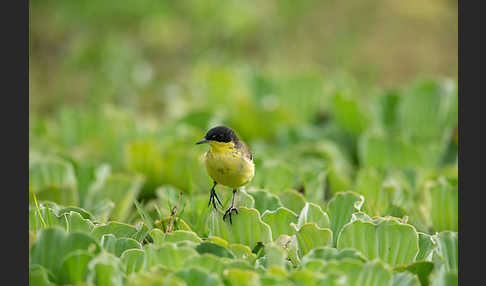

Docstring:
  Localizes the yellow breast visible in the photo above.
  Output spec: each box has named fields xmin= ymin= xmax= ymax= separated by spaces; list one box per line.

xmin=204 ymin=141 xmax=255 ymax=189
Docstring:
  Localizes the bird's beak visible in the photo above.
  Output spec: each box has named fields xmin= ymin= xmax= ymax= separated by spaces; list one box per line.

xmin=196 ymin=138 xmax=210 ymax=145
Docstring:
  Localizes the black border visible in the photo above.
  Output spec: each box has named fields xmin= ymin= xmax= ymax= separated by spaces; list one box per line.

xmin=3 ymin=0 xmax=29 ymax=284
xmin=458 ymin=0 xmax=481 ymax=285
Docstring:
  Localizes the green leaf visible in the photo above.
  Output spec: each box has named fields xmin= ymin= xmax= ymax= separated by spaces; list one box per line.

xmin=185 ymin=254 xmax=231 ymax=276
xmin=30 ymin=227 xmax=101 ymax=282
xmin=92 ymin=221 xmax=150 ymax=243
xmin=150 ymin=229 xmax=202 ymax=245
xmin=430 ymin=267 xmax=458 ymax=286
xmin=209 ymin=207 xmax=272 ymax=249
xmin=121 ymin=248 xmax=145 ymax=275
xmin=29 ymin=204 xmax=94 ymax=234
xmin=196 ymin=242 xmax=235 ymax=258
xmin=127 ymin=270 xmax=185 ymax=286
xmin=395 ymin=261 xmax=435 ymax=286
xmin=223 ymin=268 xmax=261 ymax=286
xmin=263 ymin=243 xmax=287 ymax=268
xmin=330 ymin=92 xmax=370 ymax=136
xmin=275 ymin=72 xmax=325 ymax=124
xmin=298 ymin=159 xmax=327 ymax=203
xmin=155 ymin=217 xmax=193 ymax=233
xmin=433 ymin=231 xmax=457 ymax=272
xmin=64 ymin=211 xmax=95 ymax=233
xmin=229 ymin=244 xmax=257 ymax=264
xmin=358 ymin=134 xmax=428 ymax=169
xmin=260 ymin=266 xmax=292 ymax=286
xmin=71 ymin=162 xmax=98 ymax=207
xmin=274 ymin=235 xmax=300 ymax=266
xmin=208 ymin=236 xmax=230 ymax=248
xmin=316 ymin=273 xmax=348 ymax=286
xmin=88 ymin=200 xmax=115 ymax=224
xmin=262 ymin=207 xmax=298 ymax=240
xmin=174 ymin=267 xmax=224 ymax=286
xmin=321 ymin=259 xmax=393 ymax=286
xmin=29 ymin=155 xmax=78 ymax=205
xmin=355 ymin=168 xmax=394 ymax=216
xmin=254 ymin=159 xmax=295 ymax=192
xmin=86 ymin=251 xmax=123 ymax=286
xmin=247 ymin=188 xmax=283 ymax=214
xmin=326 ymin=192 xmax=364 ymax=247
xmin=58 ymin=206 xmax=94 ymax=220
xmin=29 ymin=265 xmax=56 ymax=286
xmin=278 ymin=189 xmax=306 ymax=214
xmin=292 ymin=223 xmax=333 ymax=257
xmin=165 ymin=230 xmax=202 ymax=243
xmin=302 ymin=247 xmax=366 ymax=266
xmin=227 ymin=260 xmax=256 ymax=273
xmin=392 ymin=272 xmax=421 ymax=286
xmin=59 ymin=250 xmax=94 ymax=284
xmin=297 ymin=202 xmax=330 ymax=229
xmin=301 ymin=258 xmax=326 ymax=272
xmin=175 ymin=240 xmax=199 ymax=248
xmin=424 ymin=179 xmax=458 ymax=232
xmin=375 ymin=91 xmax=401 ymax=134
xmin=143 ymin=243 xmax=199 ymax=270
xmin=237 ymin=189 xmax=257 ymax=208
xmin=337 ymin=217 xmax=419 ymax=267
xmin=29 ymin=204 xmax=64 ymax=233
xmin=398 ymin=80 xmax=457 ymax=145
xmin=101 ymin=234 xmax=142 ymax=257
xmin=288 ymin=269 xmax=323 ymax=286
xmin=416 ymin=232 xmax=436 ymax=261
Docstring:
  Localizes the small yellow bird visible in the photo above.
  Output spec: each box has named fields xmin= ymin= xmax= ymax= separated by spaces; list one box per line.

xmin=196 ymin=126 xmax=255 ymax=224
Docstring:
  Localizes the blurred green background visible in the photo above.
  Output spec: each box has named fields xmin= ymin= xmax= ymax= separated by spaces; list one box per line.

xmin=29 ymin=0 xmax=457 ymax=232
xmin=30 ymin=0 xmax=457 ymax=114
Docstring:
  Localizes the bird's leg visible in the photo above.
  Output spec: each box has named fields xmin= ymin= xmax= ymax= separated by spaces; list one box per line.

xmin=208 ymin=181 xmax=223 ymax=210
xmin=223 ymin=189 xmax=239 ymax=224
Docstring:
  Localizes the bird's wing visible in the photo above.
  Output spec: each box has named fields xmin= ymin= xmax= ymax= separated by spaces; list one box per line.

xmin=237 ymin=140 xmax=253 ymax=161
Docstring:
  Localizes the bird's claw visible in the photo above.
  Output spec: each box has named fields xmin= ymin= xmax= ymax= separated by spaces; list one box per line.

xmin=223 ymin=207 xmax=238 ymax=224
xmin=208 ymin=189 xmax=223 ymax=210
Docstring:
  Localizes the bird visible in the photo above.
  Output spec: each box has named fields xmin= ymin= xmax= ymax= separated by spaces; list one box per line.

xmin=196 ymin=126 xmax=255 ymax=224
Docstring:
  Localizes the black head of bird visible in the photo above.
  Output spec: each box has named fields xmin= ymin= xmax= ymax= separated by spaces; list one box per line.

xmin=196 ymin=125 xmax=239 ymax=145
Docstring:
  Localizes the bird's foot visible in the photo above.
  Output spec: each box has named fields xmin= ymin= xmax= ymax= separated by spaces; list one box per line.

xmin=223 ymin=207 xmax=239 ymax=224
xmin=208 ymin=189 xmax=223 ymax=210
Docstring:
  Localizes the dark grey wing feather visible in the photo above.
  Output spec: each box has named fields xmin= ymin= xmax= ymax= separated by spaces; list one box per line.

xmin=237 ymin=140 xmax=253 ymax=161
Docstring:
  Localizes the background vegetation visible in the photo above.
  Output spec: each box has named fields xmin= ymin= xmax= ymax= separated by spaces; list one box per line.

xmin=29 ymin=1 xmax=458 ymax=285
